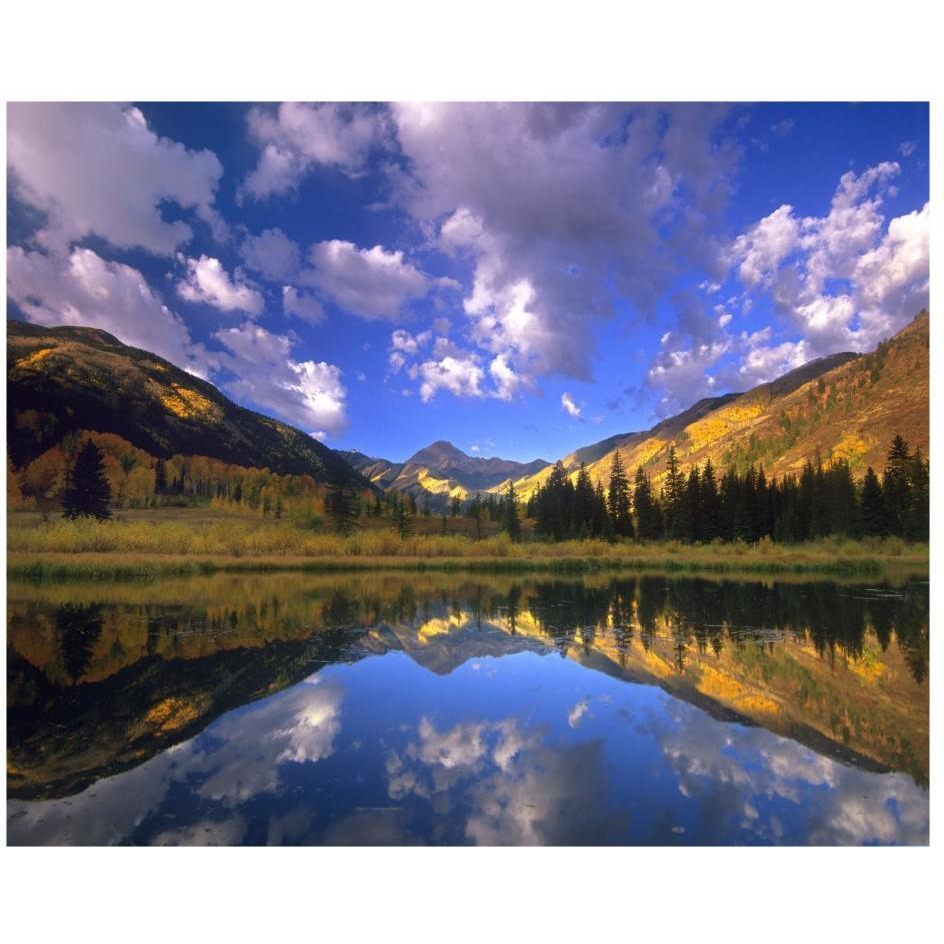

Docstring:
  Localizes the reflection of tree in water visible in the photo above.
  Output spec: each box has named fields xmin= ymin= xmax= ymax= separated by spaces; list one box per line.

xmin=511 ymin=576 xmax=928 ymax=684
xmin=609 ymin=585 xmax=634 ymax=666
xmin=56 ymin=603 xmax=105 ymax=683
xmin=322 ymin=588 xmax=363 ymax=628
xmin=528 ymin=581 xmax=613 ymax=654
xmin=635 ymin=577 xmax=662 ymax=651
xmin=505 ymin=584 xmax=522 ymax=635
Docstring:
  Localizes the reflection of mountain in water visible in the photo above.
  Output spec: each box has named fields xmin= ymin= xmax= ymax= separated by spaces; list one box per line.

xmin=7 ymin=574 xmax=929 ymax=800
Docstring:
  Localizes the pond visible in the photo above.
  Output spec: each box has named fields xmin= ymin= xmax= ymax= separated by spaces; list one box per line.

xmin=6 ymin=571 xmax=929 ymax=845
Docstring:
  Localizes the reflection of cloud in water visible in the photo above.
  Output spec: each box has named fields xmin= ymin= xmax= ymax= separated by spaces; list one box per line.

xmin=386 ymin=716 xmax=627 ymax=845
xmin=196 ymin=676 xmax=343 ymax=804
xmin=654 ymin=701 xmax=928 ymax=845
xmin=568 ymin=699 xmax=589 ymax=729
xmin=153 ymin=816 xmax=248 ymax=846
xmin=322 ymin=810 xmax=420 ymax=846
xmin=7 ymin=675 xmax=344 ymax=845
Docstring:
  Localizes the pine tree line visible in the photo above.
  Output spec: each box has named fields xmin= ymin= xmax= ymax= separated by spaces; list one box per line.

xmin=526 ymin=435 xmax=929 ymax=543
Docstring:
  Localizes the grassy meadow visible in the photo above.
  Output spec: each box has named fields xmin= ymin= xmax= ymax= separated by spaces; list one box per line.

xmin=6 ymin=506 xmax=929 ymax=580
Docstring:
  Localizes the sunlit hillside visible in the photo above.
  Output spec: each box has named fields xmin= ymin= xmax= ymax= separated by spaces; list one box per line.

xmin=502 ymin=310 xmax=929 ymax=499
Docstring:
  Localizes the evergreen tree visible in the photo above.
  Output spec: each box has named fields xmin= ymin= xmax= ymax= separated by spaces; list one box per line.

xmin=732 ymin=466 xmax=757 ymax=542
xmin=502 ymin=479 xmax=522 ymax=542
xmin=154 ymin=459 xmax=167 ymax=496
xmin=392 ymin=497 xmax=413 ymax=539
xmin=827 ymin=458 xmax=858 ymax=537
xmin=905 ymin=447 xmax=929 ymax=542
xmin=469 ymin=493 xmax=484 ymax=540
xmin=882 ymin=434 xmax=912 ymax=536
xmin=676 ymin=465 xmax=699 ymax=542
xmin=607 ymin=451 xmax=633 ymax=537
xmin=536 ymin=461 xmax=573 ymax=539
xmin=661 ymin=445 xmax=685 ymax=539
xmin=325 ymin=474 xmax=359 ymax=535
xmin=859 ymin=467 xmax=886 ymax=537
xmin=700 ymin=459 xmax=720 ymax=542
xmin=62 ymin=439 xmax=112 ymax=520
xmin=451 ymin=495 xmax=462 ymax=517
xmin=633 ymin=466 xmax=662 ymax=540
xmin=591 ymin=481 xmax=610 ymax=538
xmin=573 ymin=463 xmax=595 ymax=536
xmin=755 ymin=466 xmax=772 ymax=539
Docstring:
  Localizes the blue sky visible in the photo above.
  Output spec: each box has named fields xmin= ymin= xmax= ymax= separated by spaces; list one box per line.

xmin=6 ymin=102 xmax=929 ymax=463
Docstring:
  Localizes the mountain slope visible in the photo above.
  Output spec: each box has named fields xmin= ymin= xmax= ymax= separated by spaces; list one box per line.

xmin=7 ymin=320 xmax=371 ymax=488
xmin=504 ymin=310 xmax=929 ymax=499
xmin=344 ymin=440 xmax=550 ymax=507
xmin=338 ymin=450 xmax=404 ymax=488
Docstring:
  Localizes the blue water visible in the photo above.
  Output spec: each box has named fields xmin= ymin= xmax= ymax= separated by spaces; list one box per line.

xmin=7 ymin=645 xmax=928 ymax=845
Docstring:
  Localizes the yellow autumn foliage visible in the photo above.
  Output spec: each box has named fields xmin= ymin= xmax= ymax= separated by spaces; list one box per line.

xmin=143 ymin=696 xmax=203 ymax=732
xmin=160 ymin=383 xmax=222 ymax=422
xmin=16 ymin=347 xmax=55 ymax=369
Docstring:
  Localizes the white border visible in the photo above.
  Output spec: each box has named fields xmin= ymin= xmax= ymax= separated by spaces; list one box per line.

xmin=1 ymin=2 xmax=940 ymax=941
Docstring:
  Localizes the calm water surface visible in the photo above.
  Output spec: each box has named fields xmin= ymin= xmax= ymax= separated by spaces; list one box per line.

xmin=7 ymin=571 xmax=929 ymax=845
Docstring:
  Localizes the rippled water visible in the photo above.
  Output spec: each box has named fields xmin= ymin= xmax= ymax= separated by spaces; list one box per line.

xmin=7 ymin=571 xmax=929 ymax=845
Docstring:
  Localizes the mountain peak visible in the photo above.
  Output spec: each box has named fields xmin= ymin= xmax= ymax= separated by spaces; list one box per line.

xmin=408 ymin=440 xmax=468 ymax=466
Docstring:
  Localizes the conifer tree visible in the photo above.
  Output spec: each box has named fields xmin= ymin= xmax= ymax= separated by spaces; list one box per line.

xmin=469 ymin=493 xmax=484 ymax=539
xmin=154 ymin=459 xmax=167 ymax=496
xmin=905 ymin=448 xmax=929 ymax=542
xmin=502 ymin=479 xmax=522 ymax=542
xmin=607 ymin=450 xmax=633 ymax=537
xmin=700 ymin=459 xmax=720 ymax=541
xmin=573 ymin=463 xmax=595 ymax=535
xmin=859 ymin=467 xmax=886 ymax=537
xmin=392 ymin=497 xmax=413 ymax=539
xmin=676 ymin=466 xmax=699 ymax=542
xmin=537 ymin=461 xmax=573 ymax=539
xmin=592 ymin=480 xmax=610 ymax=538
xmin=325 ymin=474 xmax=360 ymax=536
xmin=633 ymin=466 xmax=662 ymax=540
xmin=661 ymin=445 xmax=685 ymax=539
xmin=883 ymin=434 xmax=912 ymax=536
xmin=62 ymin=439 xmax=112 ymax=520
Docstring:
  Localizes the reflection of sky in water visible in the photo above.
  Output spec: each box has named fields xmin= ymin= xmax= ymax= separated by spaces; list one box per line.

xmin=8 ymin=650 xmax=928 ymax=846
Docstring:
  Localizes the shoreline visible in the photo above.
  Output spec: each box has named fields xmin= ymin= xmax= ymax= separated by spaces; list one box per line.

xmin=7 ymin=546 xmax=929 ymax=581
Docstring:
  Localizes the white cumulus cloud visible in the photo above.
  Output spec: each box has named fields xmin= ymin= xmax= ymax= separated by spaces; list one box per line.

xmin=303 ymin=240 xmax=434 ymax=320
xmin=241 ymin=227 xmax=301 ymax=281
xmin=7 ymin=245 xmax=210 ymax=376
xmin=414 ymin=354 xmax=486 ymax=403
xmin=242 ymin=102 xmax=386 ymax=200
xmin=215 ymin=322 xmax=348 ymax=435
xmin=282 ymin=286 xmax=325 ymax=324
xmin=7 ymin=102 xmax=223 ymax=255
xmin=177 ymin=255 xmax=264 ymax=315
xmin=561 ymin=392 xmax=582 ymax=418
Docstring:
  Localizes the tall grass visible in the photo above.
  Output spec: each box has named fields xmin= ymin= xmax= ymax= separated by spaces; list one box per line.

xmin=7 ymin=513 xmax=927 ymax=580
